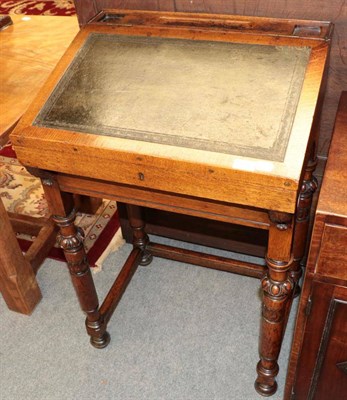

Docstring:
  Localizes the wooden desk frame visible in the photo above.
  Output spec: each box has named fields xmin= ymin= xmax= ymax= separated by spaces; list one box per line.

xmin=11 ymin=11 xmax=332 ymax=396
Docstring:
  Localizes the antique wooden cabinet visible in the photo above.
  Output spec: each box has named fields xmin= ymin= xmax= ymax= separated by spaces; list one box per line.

xmin=284 ymin=92 xmax=347 ymax=400
xmin=11 ymin=7 xmax=332 ymax=397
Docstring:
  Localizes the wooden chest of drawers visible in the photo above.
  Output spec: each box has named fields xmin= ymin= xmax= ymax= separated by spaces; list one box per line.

xmin=285 ymin=92 xmax=347 ymax=400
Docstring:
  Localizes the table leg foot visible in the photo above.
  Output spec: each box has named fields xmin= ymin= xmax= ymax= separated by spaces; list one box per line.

xmin=89 ymin=330 xmax=111 ymax=349
xmin=85 ymin=312 xmax=110 ymax=349
xmin=255 ymin=360 xmax=279 ymax=396
xmin=139 ymin=251 xmax=153 ymax=266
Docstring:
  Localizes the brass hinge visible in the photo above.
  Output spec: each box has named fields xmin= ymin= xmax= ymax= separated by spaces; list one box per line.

xmin=305 ymin=295 xmax=313 ymax=316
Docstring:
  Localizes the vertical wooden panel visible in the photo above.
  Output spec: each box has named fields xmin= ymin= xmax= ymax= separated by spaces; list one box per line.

xmin=73 ymin=0 xmax=98 ymax=25
xmin=0 ymin=199 xmax=42 ymax=314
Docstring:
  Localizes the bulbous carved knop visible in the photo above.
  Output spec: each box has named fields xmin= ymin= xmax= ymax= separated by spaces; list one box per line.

xmin=56 ymin=227 xmax=85 ymax=252
xmin=261 ymin=275 xmax=293 ymax=298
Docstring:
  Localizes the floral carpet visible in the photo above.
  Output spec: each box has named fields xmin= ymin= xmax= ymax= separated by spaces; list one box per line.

xmin=0 ymin=0 xmax=75 ymax=16
xmin=0 ymin=143 xmax=120 ymax=267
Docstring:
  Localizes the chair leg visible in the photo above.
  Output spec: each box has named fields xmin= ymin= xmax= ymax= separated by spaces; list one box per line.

xmin=255 ymin=212 xmax=294 ymax=396
xmin=0 ymin=198 xmax=42 ymax=315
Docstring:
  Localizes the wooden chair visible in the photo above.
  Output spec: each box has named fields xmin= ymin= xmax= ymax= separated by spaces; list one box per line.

xmin=0 ymin=199 xmax=55 ymax=314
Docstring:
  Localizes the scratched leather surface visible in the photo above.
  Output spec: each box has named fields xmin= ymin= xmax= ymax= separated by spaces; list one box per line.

xmin=34 ymin=33 xmax=310 ymax=161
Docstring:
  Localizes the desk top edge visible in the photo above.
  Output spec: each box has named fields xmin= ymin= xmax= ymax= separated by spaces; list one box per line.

xmin=88 ymin=9 xmax=334 ymax=42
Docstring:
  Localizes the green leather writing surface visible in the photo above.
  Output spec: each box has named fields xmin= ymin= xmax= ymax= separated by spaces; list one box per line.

xmin=34 ymin=33 xmax=310 ymax=161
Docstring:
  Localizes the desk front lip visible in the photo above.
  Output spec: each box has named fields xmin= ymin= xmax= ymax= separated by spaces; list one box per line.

xmin=13 ymin=126 xmax=298 ymax=213
xmin=11 ymin=17 xmax=331 ymax=215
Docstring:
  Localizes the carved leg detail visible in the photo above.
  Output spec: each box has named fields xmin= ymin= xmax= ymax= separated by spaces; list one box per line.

xmin=255 ymin=258 xmax=293 ymax=396
xmin=53 ymin=210 xmax=110 ymax=349
xmin=126 ymin=204 xmax=153 ymax=266
xmin=256 ymin=211 xmax=294 ymax=396
xmin=291 ymin=159 xmax=318 ymax=296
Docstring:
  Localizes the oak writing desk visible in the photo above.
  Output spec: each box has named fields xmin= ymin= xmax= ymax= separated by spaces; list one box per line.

xmin=11 ymin=10 xmax=332 ymax=396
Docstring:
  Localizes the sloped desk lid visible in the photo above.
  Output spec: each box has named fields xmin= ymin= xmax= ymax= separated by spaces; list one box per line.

xmin=33 ymin=33 xmax=311 ymax=162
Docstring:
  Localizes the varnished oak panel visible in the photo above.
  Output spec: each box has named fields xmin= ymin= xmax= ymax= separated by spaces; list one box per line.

xmin=291 ymin=283 xmax=347 ymax=400
xmin=316 ymin=224 xmax=347 ymax=281
xmin=312 ymin=291 xmax=347 ymax=400
xmin=55 ymin=174 xmax=270 ymax=230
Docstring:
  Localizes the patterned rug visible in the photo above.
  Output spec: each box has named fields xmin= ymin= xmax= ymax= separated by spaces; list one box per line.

xmin=0 ymin=0 xmax=75 ymax=16
xmin=0 ymin=143 xmax=121 ymax=267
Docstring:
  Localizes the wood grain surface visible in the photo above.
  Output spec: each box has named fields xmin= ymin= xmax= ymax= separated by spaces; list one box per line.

xmin=0 ymin=15 xmax=78 ymax=145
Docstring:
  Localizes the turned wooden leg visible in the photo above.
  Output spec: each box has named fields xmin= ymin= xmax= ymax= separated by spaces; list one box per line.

xmin=126 ymin=204 xmax=153 ymax=266
xmin=255 ymin=212 xmax=294 ymax=396
xmin=53 ymin=210 xmax=110 ymax=348
xmin=40 ymin=174 xmax=109 ymax=348
xmin=291 ymin=159 xmax=318 ymax=296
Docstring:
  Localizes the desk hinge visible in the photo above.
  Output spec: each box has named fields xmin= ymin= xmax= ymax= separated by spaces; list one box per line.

xmin=305 ymin=295 xmax=313 ymax=316
xmin=292 ymin=25 xmax=321 ymax=37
